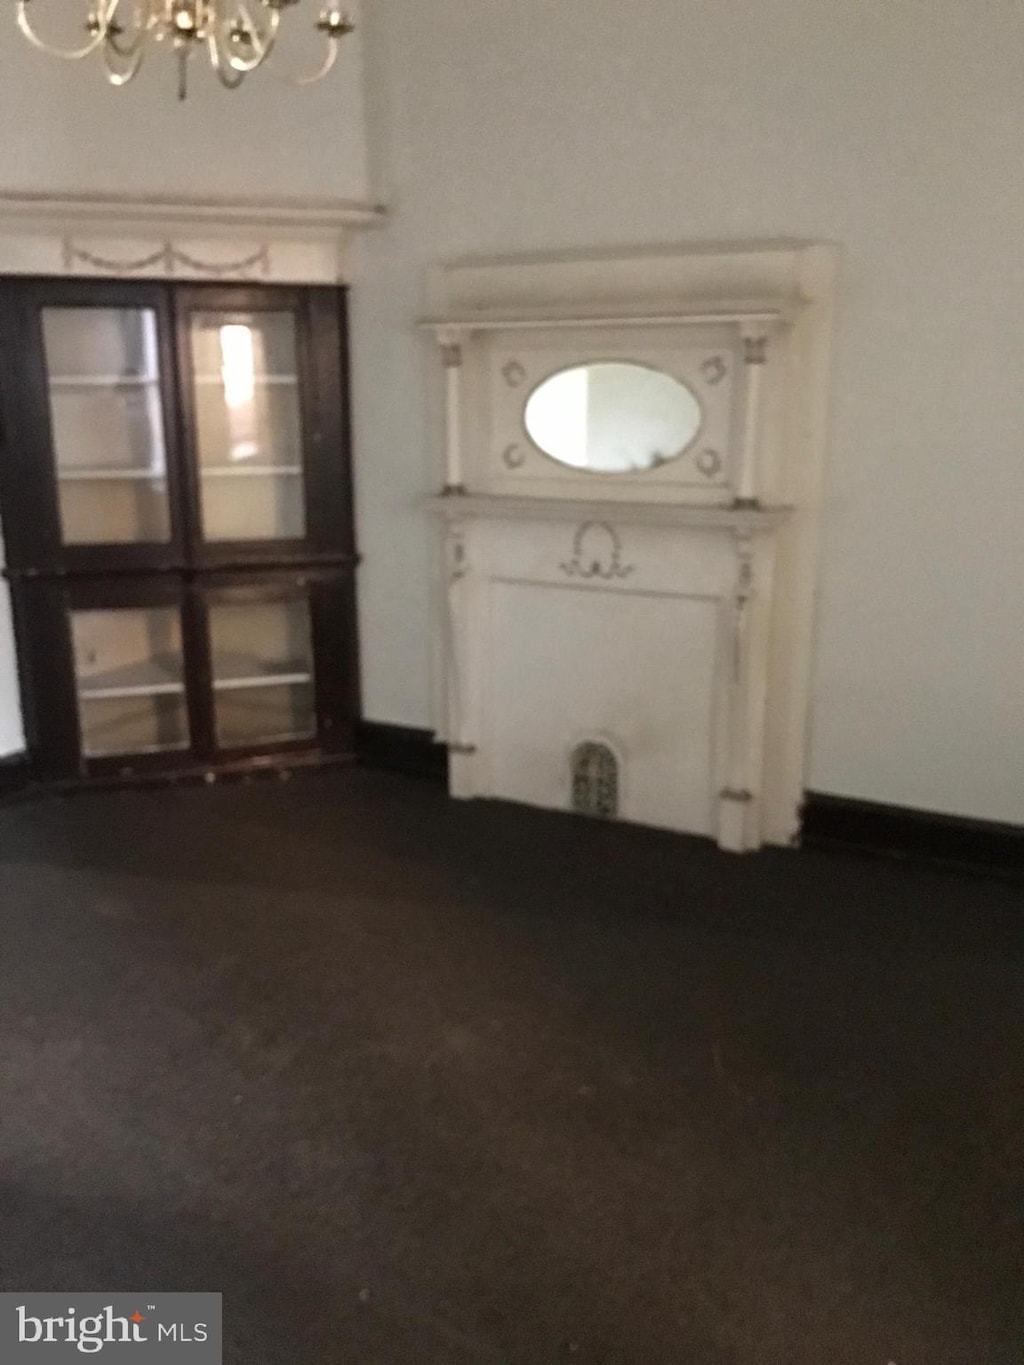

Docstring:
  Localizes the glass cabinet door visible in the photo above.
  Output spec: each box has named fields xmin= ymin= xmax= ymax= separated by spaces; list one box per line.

xmin=71 ymin=606 xmax=189 ymax=758
xmin=208 ymin=597 xmax=316 ymax=749
xmin=188 ymin=311 xmax=307 ymax=543
xmin=42 ymin=307 xmax=172 ymax=545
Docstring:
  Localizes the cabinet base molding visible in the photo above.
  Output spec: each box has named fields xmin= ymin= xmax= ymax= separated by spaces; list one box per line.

xmin=10 ymin=748 xmax=354 ymax=800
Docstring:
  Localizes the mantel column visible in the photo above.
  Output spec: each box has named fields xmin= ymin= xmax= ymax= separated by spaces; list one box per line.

xmin=437 ymin=328 xmax=467 ymax=494
xmin=718 ymin=528 xmax=777 ymax=852
xmin=441 ymin=516 xmax=479 ymax=798
xmin=734 ymin=324 xmax=774 ymax=508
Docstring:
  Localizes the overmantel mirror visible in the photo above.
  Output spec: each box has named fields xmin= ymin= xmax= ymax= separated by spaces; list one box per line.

xmin=481 ymin=326 xmax=742 ymax=501
xmin=523 ymin=361 xmax=703 ymax=474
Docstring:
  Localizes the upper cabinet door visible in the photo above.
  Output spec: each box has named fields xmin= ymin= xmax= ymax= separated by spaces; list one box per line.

xmin=0 ymin=279 xmax=186 ymax=572
xmin=45 ymin=306 xmax=172 ymax=545
xmin=175 ymin=286 xmax=353 ymax=565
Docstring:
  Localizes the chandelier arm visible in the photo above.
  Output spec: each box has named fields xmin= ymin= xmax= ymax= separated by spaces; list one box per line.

xmin=16 ymin=0 xmax=349 ymax=93
xmin=207 ymin=32 xmax=248 ymax=90
xmin=103 ymin=41 xmax=146 ymax=85
xmin=223 ymin=4 xmax=279 ymax=72
xmin=104 ymin=0 xmax=155 ymax=61
xmin=289 ymin=33 xmax=340 ymax=88
xmin=16 ymin=0 xmax=118 ymax=60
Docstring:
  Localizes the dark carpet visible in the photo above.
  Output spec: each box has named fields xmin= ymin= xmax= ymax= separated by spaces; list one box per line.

xmin=0 ymin=769 xmax=1021 ymax=1364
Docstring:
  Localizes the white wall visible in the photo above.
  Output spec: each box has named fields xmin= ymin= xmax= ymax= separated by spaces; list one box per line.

xmin=0 ymin=14 xmax=371 ymax=757
xmin=350 ymin=0 xmax=1024 ymax=824
xmin=0 ymin=19 xmax=369 ymax=200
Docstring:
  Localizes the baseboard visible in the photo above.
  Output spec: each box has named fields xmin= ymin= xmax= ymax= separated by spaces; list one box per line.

xmin=0 ymin=752 xmax=30 ymax=797
xmin=802 ymin=792 xmax=1023 ymax=879
xmin=355 ymin=721 xmax=449 ymax=783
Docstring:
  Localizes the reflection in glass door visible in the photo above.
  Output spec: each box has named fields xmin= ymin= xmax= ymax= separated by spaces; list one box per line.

xmin=209 ymin=599 xmax=316 ymax=748
xmin=190 ymin=311 xmax=307 ymax=542
xmin=71 ymin=607 xmax=189 ymax=757
xmin=42 ymin=308 xmax=171 ymax=544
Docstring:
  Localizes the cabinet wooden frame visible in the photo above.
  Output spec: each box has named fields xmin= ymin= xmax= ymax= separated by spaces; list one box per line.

xmin=192 ymin=567 xmax=359 ymax=765
xmin=9 ymin=567 xmax=358 ymax=781
xmin=0 ymin=276 xmax=359 ymax=784
xmin=173 ymin=283 xmax=355 ymax=569
xmin=0 ymin=277 xmax=354 ymax=572
xmin=0 ymin=276 xmax=188 ymax=575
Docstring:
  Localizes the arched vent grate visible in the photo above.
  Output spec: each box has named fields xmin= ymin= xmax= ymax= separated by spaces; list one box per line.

xmin=570 ymin=741 xmax=619 ymax=819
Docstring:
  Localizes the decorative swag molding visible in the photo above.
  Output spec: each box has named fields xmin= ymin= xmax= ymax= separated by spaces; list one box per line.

xmin=0 ymin=190 xmax=386 ymax=285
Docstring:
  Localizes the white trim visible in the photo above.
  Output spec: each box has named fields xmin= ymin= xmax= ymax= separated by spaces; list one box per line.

xmin=429 ymin=493 xmax=792 ymax=533
xmin=420 ymin=303 xmax=795 ymax=332
xmin=0 ymin=190 xmax=387 ymax=285
xmin=0 ymin=191 xmax=385 ymax=235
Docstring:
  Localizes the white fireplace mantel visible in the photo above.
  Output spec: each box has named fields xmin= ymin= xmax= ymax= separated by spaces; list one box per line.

xmin=0 ymin=190 xmax=386 ymax=285
xmin=422 ymin=243 xmax=839 ymax=852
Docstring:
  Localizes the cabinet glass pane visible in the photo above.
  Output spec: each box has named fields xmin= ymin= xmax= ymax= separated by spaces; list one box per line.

xmin=209 ymin=599 xmax=315 ymax=747
xmin=42 ymin=308 xmax=171 ymax=544
xmin=72 ymin=607 xmax=188 ymax=757
xmin=190 ymin=312 xmax=306 ymax=541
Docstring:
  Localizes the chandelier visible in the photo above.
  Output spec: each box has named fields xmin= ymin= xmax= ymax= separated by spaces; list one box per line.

xmin=16 ymin=0 xmax=354 ymax=99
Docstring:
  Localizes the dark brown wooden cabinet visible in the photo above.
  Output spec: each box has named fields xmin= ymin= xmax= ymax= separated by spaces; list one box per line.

xmin=0 ymin=277 xmax=359 ymax=782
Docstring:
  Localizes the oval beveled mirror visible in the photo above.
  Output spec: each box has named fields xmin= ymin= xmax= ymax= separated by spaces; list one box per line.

xmin=523 ymin=362 xmax=702 ymax=473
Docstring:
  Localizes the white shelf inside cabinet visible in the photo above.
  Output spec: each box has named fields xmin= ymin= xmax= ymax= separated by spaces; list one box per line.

xmin=77 ymin=657 xmax=184 ymax=702
xmin=200 ymin=465 xmax=302 ymax=479
xmin=58 ymin=468 xmax=168 ymax=482
xmin=210 ymin=650 xmax=312 ymax=692
xmin=49 ymin=375 xmax=160 ymax=388
xmin=192 ymin=375 xmax=299 ymax=386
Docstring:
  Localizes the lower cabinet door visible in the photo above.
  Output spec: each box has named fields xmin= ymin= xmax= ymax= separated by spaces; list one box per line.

xmin=194 ymin=570 xmax=357 ymax=765
xmin=72 ymin=601 xmax=191 ymax=762
xmin=61 ymin=577 xmax=194 ymax=778
xmin=15 ymin=569 xmax=357 ymax=781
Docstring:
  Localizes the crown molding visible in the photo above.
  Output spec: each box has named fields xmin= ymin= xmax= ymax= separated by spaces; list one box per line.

xmin=0 ymin=191 xmax=386 ymax=236
xmin=0 ymin=191 xmax=387 ymax=284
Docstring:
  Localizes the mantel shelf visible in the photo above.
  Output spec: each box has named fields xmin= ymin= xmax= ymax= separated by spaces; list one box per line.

xmin=428 ymin=493 xmax=794 ymax=532
xmin=419 ymin=300 xmax=798 ymax=333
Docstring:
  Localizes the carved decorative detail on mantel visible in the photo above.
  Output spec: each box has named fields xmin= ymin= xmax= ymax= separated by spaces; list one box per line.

xmin=700 ymin=355 xmax=728 ymax=385
xmin=695 ymin=448 xmax=723 ymax=479
xmin=732 ymin=532 xmax=756 ymax=683
xmin=446 ymin=525 xmax=469 ymax=583
xmin=560 ymin=522 xmax=635 ymax=581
